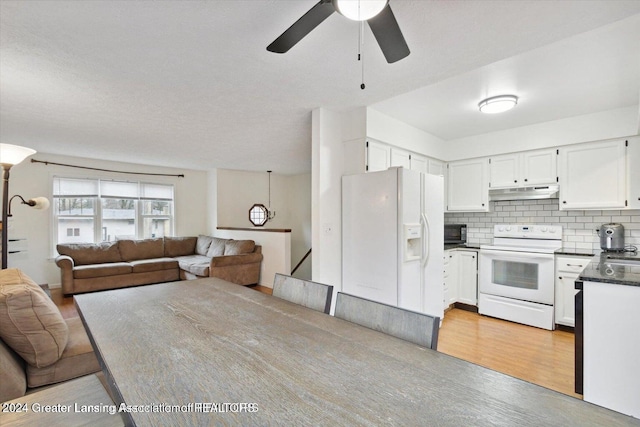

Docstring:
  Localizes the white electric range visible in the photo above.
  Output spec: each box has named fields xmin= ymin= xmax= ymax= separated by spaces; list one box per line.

xmin=478 ymin=224 xmax=563 ymax=330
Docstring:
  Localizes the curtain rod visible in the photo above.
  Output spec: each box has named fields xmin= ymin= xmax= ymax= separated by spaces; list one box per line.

xmin=30 ymin=159 xmax=185 ymax=178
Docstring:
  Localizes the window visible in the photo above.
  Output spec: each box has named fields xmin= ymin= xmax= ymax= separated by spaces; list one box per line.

xmin=53 ymin=177 xmax=174 ymax=246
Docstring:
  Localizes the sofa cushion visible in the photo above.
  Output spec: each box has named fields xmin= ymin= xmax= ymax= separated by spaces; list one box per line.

xmin=0 ymin=269 xmax=69 ymax=368
xmin=56 ymin=242 xmax=122 ymax=266
xmin=130 ymin=258 xmax=179 ymax=273
xmin=0 ymin=338 xmax=26 ymax=402
xmin=206 ymin=237 xmax=228 ymax=258
xmin=195 ymin=235 xmax=213 ymax=256
xmin=118 ymin=238 xmax=164 ymax=261
xmin=174 ymin=255 xmax=211 ymax=277
xmin=164 ymin=236 xmax=197 ymax=257
xmin=73 ymin=262 xmax=133 ymax=279
xmin=224 ymin=239 xmax=256 ymax=256
xmin=26 ymin=317 xmax=100 ymax=388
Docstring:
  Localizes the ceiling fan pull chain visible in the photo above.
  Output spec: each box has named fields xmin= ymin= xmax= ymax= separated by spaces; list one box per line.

xmin=360 ymin=20 xmax=366 ymax=90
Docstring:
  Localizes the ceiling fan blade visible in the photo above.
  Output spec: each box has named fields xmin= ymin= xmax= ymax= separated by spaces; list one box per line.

xmin=267 ymin=0 xmax=336 ymax=53
xmin=367 ymin=4 xmax=410 ymax=63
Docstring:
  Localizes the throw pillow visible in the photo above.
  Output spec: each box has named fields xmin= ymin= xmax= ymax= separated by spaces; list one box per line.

xmin=56 ymin=241 xmax=122 ymax=265
xmin=224 ymin=240 xmax=256 ymax=256
xmin=206 ymin=237 xmax=227 ymax=258
xmin=164 ymin=236 xmax=197 ymax=257
xmin=0 ymin=269 xmax=69 ymax=368
xmin=195 ymin=235 xmax=213 ymax=256
xmin=118 ymin=238 xmax=164 ymax=261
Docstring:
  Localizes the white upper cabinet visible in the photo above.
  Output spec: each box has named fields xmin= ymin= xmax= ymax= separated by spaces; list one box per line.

xmin=427 ymin=158 xmax=445 ymax=176
xmin=366 ymin=140 xmax=390 ymax=172
xmin=409 ymin=153 xmax=428 ymax=174
xmin=628 ymin=137 xmax=640 ymax=209
xmin=390 ymin=147 xmax=411 ymax=169
xmin=365 ymin=140 xmax=444 ymax=176
xmin=558 ymin=139 xmax=627 ymax=210
xmin=489 ymin=149 xmax=557 ymax=189
xmin=489 ymin=153 xmax=519 ymax=188
xmin=447 ymin=158 xmax=489 ymax=212
xmin=522 ymin=149 xmax=558 ymax=185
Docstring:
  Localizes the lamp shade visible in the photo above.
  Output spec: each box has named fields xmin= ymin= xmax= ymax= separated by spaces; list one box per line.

xmin=478 ymin=95 xmax=518 ymax=114
xmin=334 ymin=0 xmax=388 ymax=21
xmin=29 ymin=197 xmax=50 ymax=210
xmin=0 ymin=144 xmax=36 ymax=166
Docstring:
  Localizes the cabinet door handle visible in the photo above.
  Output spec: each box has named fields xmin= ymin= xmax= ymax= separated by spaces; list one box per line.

xmin=559 ymin=276 xmax=563 ymax=280
xmin=562 ymin=201 xmax=567 ymax=204
xmin=524 ymin=178 xmax=528 ymax=182
xmin=514 ymin=180 xmax=517 ymax=183
xmin=566 ymin=264 xmax=584 ymax=268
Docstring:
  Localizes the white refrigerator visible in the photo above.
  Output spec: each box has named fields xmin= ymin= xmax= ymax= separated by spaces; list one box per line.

xmin=342 ymin=167 xmax=444 ymax=320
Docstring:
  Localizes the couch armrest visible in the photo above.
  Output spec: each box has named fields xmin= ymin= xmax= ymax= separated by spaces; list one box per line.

xmin=55 ymin=255 xmax=75 ymax=269
xmin=55 ymin=256 xmax=75 ymax=295
xmin=208 ymin=252 xmax=264 ymax=285
xmin=209 ymin=252 xmax=263 ymax=268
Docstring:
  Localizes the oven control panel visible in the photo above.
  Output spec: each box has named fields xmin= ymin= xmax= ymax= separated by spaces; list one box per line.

xmin=494 ymin=224 xmax=562 ymax=239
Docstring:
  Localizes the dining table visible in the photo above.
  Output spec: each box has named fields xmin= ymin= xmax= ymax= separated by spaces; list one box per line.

xmin=74 ymin=277 xmax=640 ymax=426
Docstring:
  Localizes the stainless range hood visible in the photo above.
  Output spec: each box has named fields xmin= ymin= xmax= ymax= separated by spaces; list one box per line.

xmin=489 ymin=184 xmax=559 ymax=201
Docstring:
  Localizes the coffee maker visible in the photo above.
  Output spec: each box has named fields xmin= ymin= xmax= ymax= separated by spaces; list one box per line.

xmin=597 ymin=223 xmax=625 ymax=252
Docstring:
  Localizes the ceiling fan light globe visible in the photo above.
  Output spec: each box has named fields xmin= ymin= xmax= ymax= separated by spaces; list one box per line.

xmin=334 ymin=0 xmax=388 ymax=21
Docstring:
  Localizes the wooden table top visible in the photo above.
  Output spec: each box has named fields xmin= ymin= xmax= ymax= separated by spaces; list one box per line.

xmin=0 ymin=374 xmax=122 ymax=427
xmin=75 ymin=278 xmax=640 ymax=427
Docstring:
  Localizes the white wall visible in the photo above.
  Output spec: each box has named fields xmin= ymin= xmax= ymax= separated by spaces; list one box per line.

xmin=366 ymin=108 xmax=447 ymax=160
xmin=288 ymin=174 xmax=312 ymax=280
xmin=217 ymin=169 xmax=288 ymax=229
xmin=1 ymin=152 xmax=208 ymax=285
xmin=312 ymin=108 xmax=345 ymax=311
xmin=215 ymin=169 xmax=312 ymax=280
xmin=445 ymin=105 xmax=639 ymax=161
xmin=206 ymin=169 xmax=218 ymax=233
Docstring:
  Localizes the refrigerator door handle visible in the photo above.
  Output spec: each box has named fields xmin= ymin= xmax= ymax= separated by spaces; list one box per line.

xmin=421 ymin=212 xmax=430 ymax=267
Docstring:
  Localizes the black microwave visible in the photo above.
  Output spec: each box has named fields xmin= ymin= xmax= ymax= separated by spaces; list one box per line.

xmin=444 ymin=224 xmax=467 ymax=244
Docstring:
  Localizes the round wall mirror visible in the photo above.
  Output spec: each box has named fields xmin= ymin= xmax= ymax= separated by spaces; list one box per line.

xmin=248 ymin=203 xmax=268 ymax=227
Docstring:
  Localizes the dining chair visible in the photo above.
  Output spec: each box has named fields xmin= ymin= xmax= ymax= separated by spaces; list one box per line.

xmin=272 ymin=274 xmax=334 ymax=314
xmin=334 ymin=292 xmax=440 ymax=350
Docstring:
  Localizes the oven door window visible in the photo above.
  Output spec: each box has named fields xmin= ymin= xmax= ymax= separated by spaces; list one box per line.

xmin=492 ymin=260 xmax=539 ymax=290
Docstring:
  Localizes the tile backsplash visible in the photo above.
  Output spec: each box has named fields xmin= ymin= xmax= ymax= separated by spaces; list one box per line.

xmin=445 ymin=199 xmax=640 ymax=252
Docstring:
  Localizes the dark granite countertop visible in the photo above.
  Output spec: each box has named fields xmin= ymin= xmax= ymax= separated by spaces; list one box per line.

xmin=578 ymin=253 xmax=640 ymax=287
xmin=444 ymin=243 xmax=480 ymax=251
xmin=555 ymin=248 xmax=595 ymax=257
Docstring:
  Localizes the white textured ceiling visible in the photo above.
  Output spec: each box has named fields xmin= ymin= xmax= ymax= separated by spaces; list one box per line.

xmin=1 ymin=1 xmax=640 ymax=174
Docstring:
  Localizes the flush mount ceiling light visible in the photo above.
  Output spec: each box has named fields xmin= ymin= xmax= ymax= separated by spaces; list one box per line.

xmin=478 ymin=95 xmax=518 ymax=114
xmin=334 ymin=0 xmax=388 ymax=21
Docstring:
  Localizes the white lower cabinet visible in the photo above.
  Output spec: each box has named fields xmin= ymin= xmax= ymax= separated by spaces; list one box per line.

xmin=443 ymin=249 xmax=478 ymax=314
xmin=457 ymin=250 xmax=478 ymax=306
xmin=443 ymin=251 xmax=458 ymax=310
xmin=554 ymin=254 xmax=592 ymax=327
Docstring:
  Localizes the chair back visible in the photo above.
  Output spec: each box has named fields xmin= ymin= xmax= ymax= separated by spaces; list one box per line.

xmin=334 ymin=292 xmax=440 ymax=350
xmin=272 ymin=274 xmax=333 ymax=314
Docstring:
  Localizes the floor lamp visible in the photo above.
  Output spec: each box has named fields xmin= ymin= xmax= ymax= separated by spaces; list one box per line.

xmin=1 ymin=143 xmax=45 ymax=269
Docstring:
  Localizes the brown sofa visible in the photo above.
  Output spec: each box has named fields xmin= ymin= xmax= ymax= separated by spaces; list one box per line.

xmin=0 ymin=268 xmax=100 ymax=402
xmin=55 ymin=235 xmax=263 ymax=295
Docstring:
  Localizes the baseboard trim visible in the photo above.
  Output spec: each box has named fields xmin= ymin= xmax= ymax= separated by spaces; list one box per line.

xmin=453 ymin=302 xmax=478 ymax=313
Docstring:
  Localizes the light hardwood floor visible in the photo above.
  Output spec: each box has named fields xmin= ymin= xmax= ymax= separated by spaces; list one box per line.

xmin=438 ymin=308 xmax=580 ymax=398
xmin=52 ymin=286 xmax=578 ymax=398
